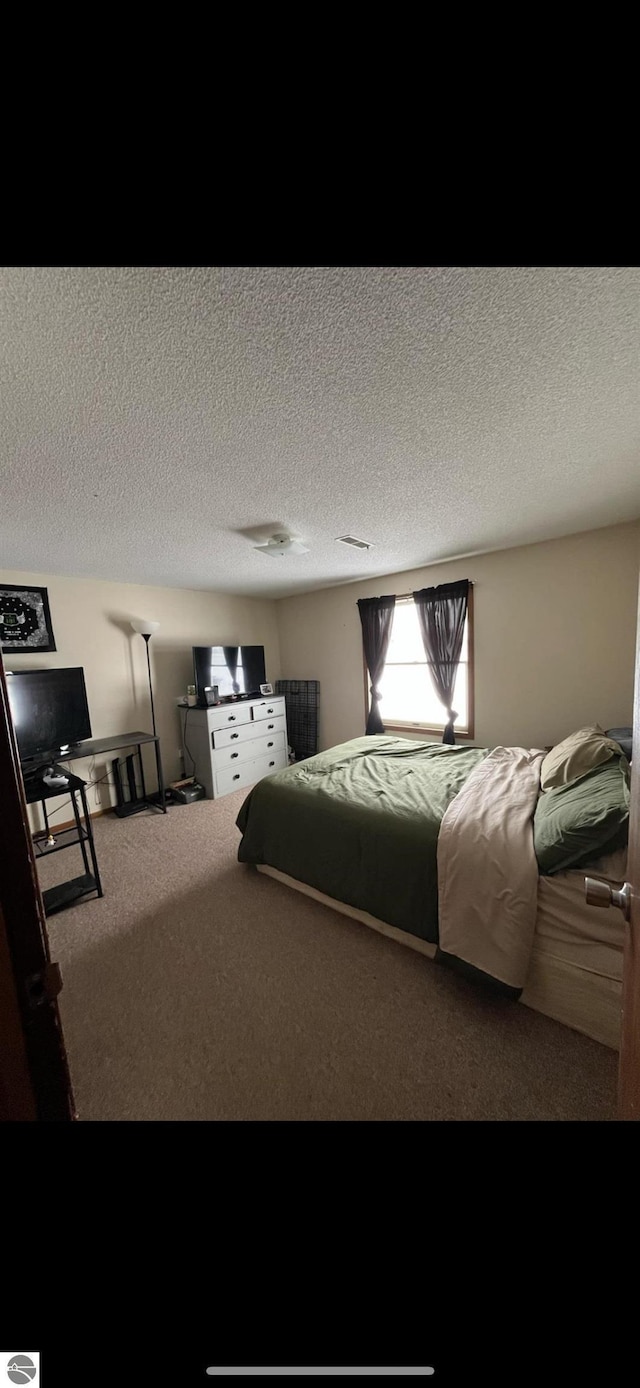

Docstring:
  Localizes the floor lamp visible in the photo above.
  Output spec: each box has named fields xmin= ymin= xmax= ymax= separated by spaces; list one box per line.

xmin=130 ymin=619 xmax=160 ymax=736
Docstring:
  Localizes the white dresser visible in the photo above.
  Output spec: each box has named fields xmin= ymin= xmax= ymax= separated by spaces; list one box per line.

xmin=179 ymin=695 xmax=288 ymax=799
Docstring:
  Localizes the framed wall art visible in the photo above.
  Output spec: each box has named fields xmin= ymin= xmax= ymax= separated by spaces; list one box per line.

xmin=0 ymin=584 xmax=57 ymax=653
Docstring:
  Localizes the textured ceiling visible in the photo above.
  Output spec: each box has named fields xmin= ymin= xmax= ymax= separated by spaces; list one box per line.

xmin=1 ymin=265 xmax=639 ymax=599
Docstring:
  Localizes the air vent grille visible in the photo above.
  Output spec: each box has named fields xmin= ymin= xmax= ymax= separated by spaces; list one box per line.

xmin=335 ymin=535 xmax=373 ymax=550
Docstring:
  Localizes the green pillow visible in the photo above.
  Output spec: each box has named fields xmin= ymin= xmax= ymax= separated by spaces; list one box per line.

xmin=534 ymin=757 xmax=630 ymax=874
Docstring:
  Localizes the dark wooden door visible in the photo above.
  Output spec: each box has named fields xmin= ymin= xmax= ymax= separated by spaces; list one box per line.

xmin=0 ymin=652 xmax=75 ymax=1120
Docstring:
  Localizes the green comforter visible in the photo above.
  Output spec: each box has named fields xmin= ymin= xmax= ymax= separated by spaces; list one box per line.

xmin=236 ymin=736 xmax=488 ymax=942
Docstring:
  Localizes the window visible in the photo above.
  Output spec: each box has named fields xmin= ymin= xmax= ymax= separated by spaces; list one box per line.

xmin=366 ymin=594 xmax=473 ymax=736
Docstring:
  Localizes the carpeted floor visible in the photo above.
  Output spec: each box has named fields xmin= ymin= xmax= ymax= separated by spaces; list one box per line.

xmin=37 ymin=790 xmax=618 ymax=1121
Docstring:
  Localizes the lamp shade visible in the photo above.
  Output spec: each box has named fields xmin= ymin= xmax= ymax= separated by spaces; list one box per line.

xmin=130 ymin=619 xmax=160 ymax=636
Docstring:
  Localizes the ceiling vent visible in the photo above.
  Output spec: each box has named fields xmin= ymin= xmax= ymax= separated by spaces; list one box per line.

xmin=335 ymin=535 xmax=373 ymax=550
xmin=254 ymin=531 xmax=310 ymax=559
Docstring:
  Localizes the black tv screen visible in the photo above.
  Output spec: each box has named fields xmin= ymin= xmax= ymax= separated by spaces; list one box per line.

xmin=6 ymin=667 xmax=92 ymax=763
xmin=193 ymin=646 xmax=266 ymax=701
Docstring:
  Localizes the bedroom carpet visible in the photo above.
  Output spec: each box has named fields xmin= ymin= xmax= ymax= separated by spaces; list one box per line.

xmin=37 ymin=790 xmax=618 ymax=1121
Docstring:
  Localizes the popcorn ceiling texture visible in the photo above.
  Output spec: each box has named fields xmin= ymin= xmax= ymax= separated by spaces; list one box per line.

xmin=1 ymin=265 xmax=639 ymax=599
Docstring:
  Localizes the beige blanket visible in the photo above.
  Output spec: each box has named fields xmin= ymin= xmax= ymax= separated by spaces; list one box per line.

xmin=437 ymin=746 xmax=545 ymax=989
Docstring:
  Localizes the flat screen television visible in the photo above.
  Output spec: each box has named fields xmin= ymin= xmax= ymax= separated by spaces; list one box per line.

xmin=193 ymin=646 xmax=266 ymax=702
xmin=6 ymin=667 xmax=92 ymax=765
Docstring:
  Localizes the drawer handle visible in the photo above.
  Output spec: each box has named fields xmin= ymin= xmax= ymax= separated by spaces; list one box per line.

xmin=233 ymin=773 xmax=240 ymax=781
xmin=267 ymin=707 xmax=274 ymax=713
xmin=269 ymin=761 xmax=275 ymax=767
xmin=231 ymin=752 xmax=239 ymax=759
xmin=267 ymin=723 xmax=274 ymax=730
xmin=228 ymin=715 xmax=236 ymax=722
xmin=267 ymin=741 xmax=273 ymax=748
xmin=230 ymin=732 xmax=239 ymax=740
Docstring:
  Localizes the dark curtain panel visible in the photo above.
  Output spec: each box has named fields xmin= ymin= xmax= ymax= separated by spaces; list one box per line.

xmin=413 ymin=580 xmax=470 ymax=744
xmin=357 ymin=596 xmax=396 ymax=735
xmin=223 ymin=645 xmax=240 ymax=694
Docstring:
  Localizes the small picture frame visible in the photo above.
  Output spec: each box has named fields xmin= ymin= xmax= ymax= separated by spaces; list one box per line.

xmin=0 ymin=583 xmax=57 ymax=653
xmin=260 ymin=683 xmax=273 ymax=696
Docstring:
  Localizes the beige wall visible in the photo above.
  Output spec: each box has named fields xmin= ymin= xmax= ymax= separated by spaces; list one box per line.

xmin=276 ymin=522 xmax=640 ymax=753
xmin=3 ymin=520 xmax=639 ymax=831
xmin=0 ymin=569 xmax=281 ymax=822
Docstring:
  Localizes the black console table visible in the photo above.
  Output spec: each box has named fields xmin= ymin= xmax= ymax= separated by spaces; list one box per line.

xmin=56 ymin=731 xmax=166 ymax=817
xmin=25 ymin=769 xmax=104 ymax=917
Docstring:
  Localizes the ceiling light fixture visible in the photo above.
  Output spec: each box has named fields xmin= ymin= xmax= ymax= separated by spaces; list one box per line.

xmin=254 ymin=531 xmax=310 ymax=559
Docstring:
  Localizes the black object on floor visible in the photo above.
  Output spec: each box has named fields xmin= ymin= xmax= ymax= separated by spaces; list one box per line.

xmin=42 ymin=873 xmax=99 ymax=916
xmin=170 ymin=780 xmax=206 ymax=804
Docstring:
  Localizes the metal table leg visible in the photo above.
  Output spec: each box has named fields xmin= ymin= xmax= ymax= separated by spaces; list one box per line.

xmin=138 ymin=743 xmax=148 ymax=803
xmin=154 ymin=737 xmax=167 ymax=812
xmin=71 ymin=785 xmax=91 ymax=876
xmin=79 ymin=781 xmax=103 ymax=897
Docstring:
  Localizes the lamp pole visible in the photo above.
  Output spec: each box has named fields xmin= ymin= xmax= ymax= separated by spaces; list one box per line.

xmin=130 ymin=620 xmax=159 ymax=737
xmin=143 ymin=633 xmax=157 ymax=737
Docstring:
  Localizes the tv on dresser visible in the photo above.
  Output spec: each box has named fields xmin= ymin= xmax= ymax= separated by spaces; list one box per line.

xmin=193 ymin=646 xmax=266 ymax=704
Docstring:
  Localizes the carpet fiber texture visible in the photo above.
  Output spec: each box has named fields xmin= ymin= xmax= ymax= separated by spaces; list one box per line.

xmin=37 ymin=791 xmax=618 ymax=1121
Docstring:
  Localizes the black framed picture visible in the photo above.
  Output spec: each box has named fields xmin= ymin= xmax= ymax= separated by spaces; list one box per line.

xmin=0 ymin=584 xmax=57 ymax=653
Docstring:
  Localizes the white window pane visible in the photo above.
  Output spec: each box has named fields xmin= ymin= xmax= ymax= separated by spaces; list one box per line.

xmin=379 ymin=666 xmax=443 ymax=725
xmin=379 ymin=660 xmax=468 ymax=729
xmin=387 ymin=603 xmax=423 ymax=661
xmin=451 ymin=661 xmax=467 ymax=723
xmin=460 ymin=619 xmax=468 ymax=659
xmin=373 ymin=600 xmax=469 ymax=729
xmin=387 ymin=602 xmax=468 ymax=663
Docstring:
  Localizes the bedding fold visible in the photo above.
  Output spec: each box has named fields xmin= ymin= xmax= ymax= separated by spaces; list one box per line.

xmin=437 ymin=746 xmax=545 ymax=989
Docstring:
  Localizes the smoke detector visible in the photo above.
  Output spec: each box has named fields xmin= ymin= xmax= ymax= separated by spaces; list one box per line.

xmin=254 ymin=531 xmax=310 ymax=558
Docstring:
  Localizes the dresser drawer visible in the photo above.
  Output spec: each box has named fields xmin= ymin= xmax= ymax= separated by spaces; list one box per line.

xmin=211 ymin=731 xmax=286 ymax=772
xmin=247 ymin=729 xmax=286 ymax=760
xmin=250 ymin=748 xmax=288 ymax=779
xmin=251 ymin=696 xmax=285 ymax=723
xmin=213 ymin=719 xmax=262 ymax=749
xmin=254 ymin=712 xmax=285 ymax=739
xmin=213 ymin=713 xmax=286 ymax=749
xmin=207 ymin=703 xmax=253 ymax=733
xmin=214 ymin=747 xmax=288 ymax=798
xmin=214 ymin=759 xmax=261 ymax=797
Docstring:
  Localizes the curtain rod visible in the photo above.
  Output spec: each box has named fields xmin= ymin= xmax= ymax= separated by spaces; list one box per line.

xmin=395 ymin=580 xmax=475 ymax=599
xmin=358 ymin=582 xmax=475 ymax=603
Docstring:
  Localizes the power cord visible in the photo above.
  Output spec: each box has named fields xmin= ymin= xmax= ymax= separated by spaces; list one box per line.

xmin=29 ymin=765 xmax=118 ymax=825
xmin=182 ymin=707 xmax=197 ymax=776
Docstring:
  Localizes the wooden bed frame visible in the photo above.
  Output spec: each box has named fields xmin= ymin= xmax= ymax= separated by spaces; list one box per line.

xmin=257 ymin=864 xmax=622 ymax=1050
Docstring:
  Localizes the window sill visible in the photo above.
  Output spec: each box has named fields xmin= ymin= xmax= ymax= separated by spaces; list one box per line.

xmin=380 ymin=727 xmax=474 ymax=738
xmin=384 ymin=723 xmax=474 ymax=740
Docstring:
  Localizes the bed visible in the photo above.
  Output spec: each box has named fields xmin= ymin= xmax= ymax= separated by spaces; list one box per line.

xmin=236 ymin=733 xmax=629 ymax=1050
